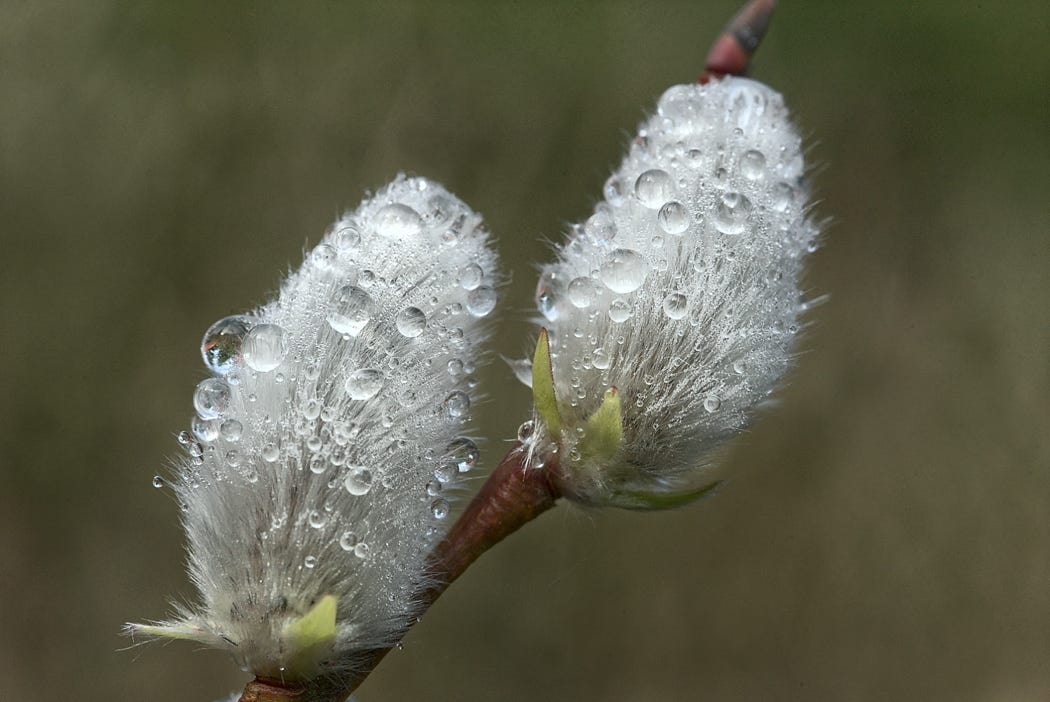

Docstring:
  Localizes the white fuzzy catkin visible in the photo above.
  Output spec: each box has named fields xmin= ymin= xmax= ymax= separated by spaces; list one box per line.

xmin=130 ymin=176 xmax=499 ymax=683
xmin=532 ymin=77 xmax=819 ymax=508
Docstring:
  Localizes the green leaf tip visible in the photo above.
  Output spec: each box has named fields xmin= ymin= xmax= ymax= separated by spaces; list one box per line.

xmin=579 ymin=387 xmax=623 ymax=464
xmin=283 ymin=594 xmax=338 ymax=676
xmin=609 ymin=479 xmax=723 ymax=511
xmin=531 ymin=328 xmax=562 ymax=439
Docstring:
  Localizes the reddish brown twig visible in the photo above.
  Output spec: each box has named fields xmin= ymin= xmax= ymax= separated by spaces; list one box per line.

xmin=701 ymin=0 xmax=777 ymax=82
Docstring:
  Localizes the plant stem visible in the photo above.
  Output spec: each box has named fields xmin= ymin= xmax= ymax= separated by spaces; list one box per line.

xmin=701 ymin=0 xmax=778 ymax=81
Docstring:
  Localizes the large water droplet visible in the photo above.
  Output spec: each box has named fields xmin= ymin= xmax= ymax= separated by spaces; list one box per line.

xmin=662 ymin=292 xmax=688 ymax=319
xmin=466 ymin=286 xmax=497 ymax=317
xmin=201 ymin=315 xmax=253 ymax=375
xmin=600 ymin=248 xmax=649 ymax=293
xmin=327 ymin=286 xmax=374 ymax=335
xmin=567 ymin=277 xmax=599 ymax=308
xmin=704 ymin=395 xmax=721 ymax=412
xmin=308 ymin=510 xmax=327 ymax=529
xmin=592 ymin=348 xmax=612 ymax=370
xmin=243 ymin=324 xmax=288 ymax=372
xmin=603 ymin=176 xmax=626 ymax=206
xmin=193 ymin=378 xmax=231 ymax=419
xmin=740 ymin=149 xmax=766 ymax=180
xmin=634 ymin=169 xmax=674 ymax=209
xmin=396 ymin=307 xmax=427 ymax=338
xmin=443 ymin=391 xmax=470 ymax=419
xmin=311 ymin=243 xmax=337 ymax=268
xmin=657 ymin=200 xmax=690 ymax=235
xmin=445 ymin=437 xmax=479 ymax=472
xmin=346 ymin=369 xmax=383 ymax=400
xmin=192 ymin=416 xmax=220 ymax=442
xmin=262 ymin=443 xmax=279 ymax=462
xmin=374 ymin=203 xmax=422 ymax=238
xmin=353 ymin=542 xmax=370 ymax=559
xmin=714 ymin=192 xmax=753 ymax=235
xmin=344 ymin=466 xmax=373 ymax=496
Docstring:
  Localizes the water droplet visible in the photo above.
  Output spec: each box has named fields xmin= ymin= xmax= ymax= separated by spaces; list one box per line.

xmin=243 ymin=324 xmax=288 ymax=373
xmin=344 ymin=466 xmax=373 ymax=496
xmin=685 ymin=149 xmax=704 ymax=168
xmin=193 ymin=378 xmax=231 ymax=419
xmin=466 ymin=286 xmax=497 ymax=317
xmin=309 ymin=455 xmax=327 ymax=474
xmin=346 ymin=368 xmax=383 ymax=400
xmin=447 ymin=359 xmax=464 ymax=377
xmin=327 ymin=285 xmax=374 ymax=336
xmin=567 ymin=277 xmax=599 ymax=308
xmin=771 ymin=182 xmax=795 ymax=212
xmin=536 ymin=271 xmax=560 ymax=322
xmin=302 ymin=399 xmax=322 ymax=421
xmin=219 ymin=418 xmax=243 ymax=441
xmin=592 ymin=348 xmax=612 ymax=370
xmin=657 ymin=200 xmax=690 ymax=235
xmin=201 ymin=315 xmax=254 ymax=375
xmin=600 ymin=248 xmax=649 ymax=293
xmin=733 ymin=360 xmax=747 ymax=375
xmin=445 ymin=437 xmax=479 ymax=472
xmin=152 ymin=475 xmax=165 ymax=489
xmin=434 ymin=462 xmax=457 ymax=483
xmin=353 ymin=542 xmax=370 ymax=559
xmin=311 ymin=243 xmax=336 ymax=268
xmin=634 ymin=169 xmax=674 ymax=209
xmin=177 ymin=430 xmax=193 ymax=446
xmin=339 ymin=531 xmax=358 ymax=551
xmin=517 ymin=420 xmax=535 ymax=442
xmin=303 ymin=555 xmax=317 ymax=569
xmin=662 ymin=292 xmax=688 ymax=319
xmin=741 ymin=149 xmax=766 ymax=179
xmin=335 ymin=225 xmax=361 ymax=249
xmin=586 ymin=211 xmax=616 ymax=241
xmin=187 ymin=440 xmax=204 ymax=458
xmin=374 ymin=203 xmax=423 ymax=238
xmin=443 ymin=391 xmax=470 ymax=419
xmin=714 ymin=192 xmax=753 ymax=235
xmin=431 ymin=499 xmax=450 ymax=520
xmin=192 ymin=416 xmax=220 ymax=442
xmin=308 ymin=510 xmax=327 ymax=529
xmin=262 ymin=443 xmax=279 ymax=462
xmin=608 ymin=299 xmax=633 ymax=323
xmin=604 ymin=175 xmax=626 ymax=206
xmin=457 ymin=263 xmax=484 ymax=290
xmin=225 ymin=449 xmax=241 ymax=467
xmin=704 ymin=395 xmax=721 ymax=412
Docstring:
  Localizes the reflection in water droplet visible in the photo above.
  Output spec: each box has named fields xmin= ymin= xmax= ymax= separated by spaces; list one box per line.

xmin=431 ymin=499 xmax=450 ymax=520
xmin=457 ymin=263 xmax=483 ymax=290
xmin=567 ymin=277 xmax=598 ymax=308
xmin=201 ymin=315 xmax=253 ymax=375
xmin=592 ymin=348 xmax=612 ymax=370
xmin=608 ymin=299 xmax=633 ymax=323
xmin=445 ymin=437 xmax=479 ymax=472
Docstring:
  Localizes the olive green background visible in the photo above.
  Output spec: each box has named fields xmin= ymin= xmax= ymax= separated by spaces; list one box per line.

xmin=1 ymin=1 xmax=1048 ymax=700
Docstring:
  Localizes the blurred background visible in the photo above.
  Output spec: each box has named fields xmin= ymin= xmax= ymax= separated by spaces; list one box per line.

xmin=1 ymin=1 xmax=1048 ymax=700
